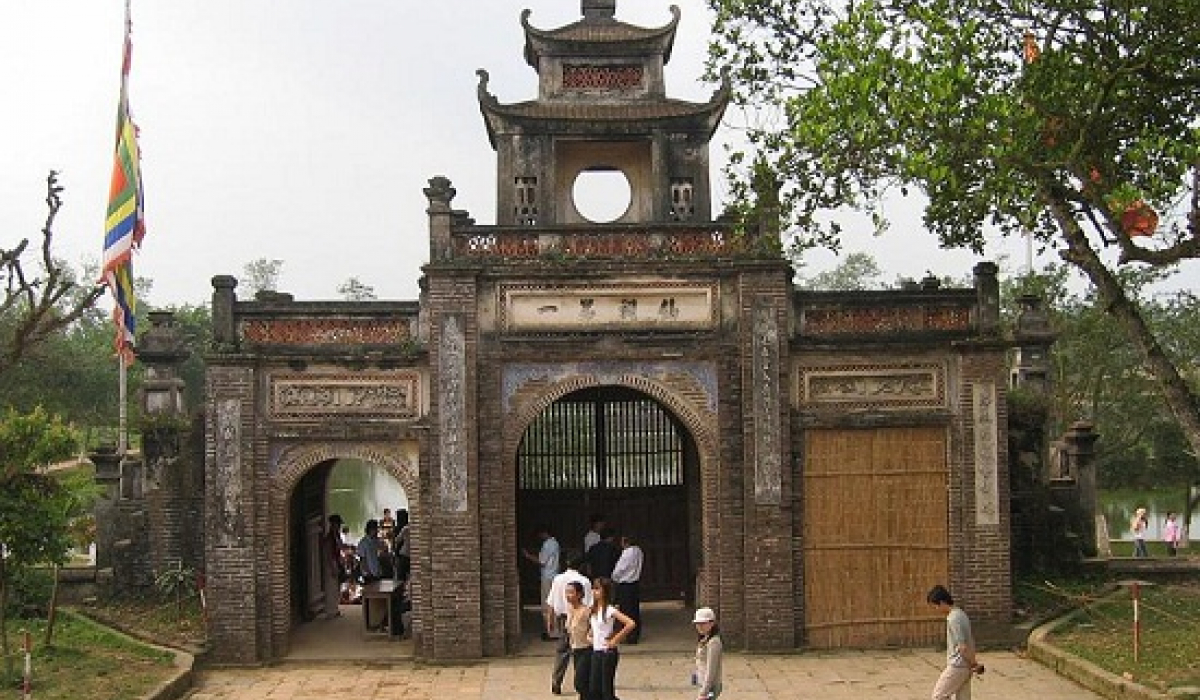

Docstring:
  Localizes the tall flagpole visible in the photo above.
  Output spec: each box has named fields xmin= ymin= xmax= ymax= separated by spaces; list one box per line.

xmin=118 ymin=0 xmax=132 ymax=458
xmin=119 ymin=356 xmax=128 ymax=455
xmin=103 ymin=0 xmax=141 ymax=457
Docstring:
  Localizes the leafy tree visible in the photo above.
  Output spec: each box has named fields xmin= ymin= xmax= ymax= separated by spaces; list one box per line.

xmin=0 ymin=172 xmax=103 ymax=381
xmin=797 ymin=251 xmax=884 ymax=290
xmin=0 ymin=408 xmax=76 ymax=674
xmin=337 ymin=277 xmax=377 ymax=301
xmin=707 ymin=0 xmax=1200 ymax=465
xmin=1007 ymin=266 xmax=1200 ymax=487
xmin=242 ymin=258 xmax=284 ymax=297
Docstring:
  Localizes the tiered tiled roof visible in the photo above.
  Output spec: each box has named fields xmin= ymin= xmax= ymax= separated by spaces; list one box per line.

xmin=521 ymin=5 xmax=681 ymax=69
xmin=476 ymin=69 xmax=728 ymax=145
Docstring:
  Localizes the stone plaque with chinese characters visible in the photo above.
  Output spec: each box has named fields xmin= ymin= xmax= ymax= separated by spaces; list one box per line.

xmin=973 ymin=381 xmax=1000 ymax=526
xmin=269 ymin=374 xmax=422 ymax=419
xmin=799 ymin=365 xmax=945 ymax=410
xmin=499 ymin=283 xmax=716 ymax=331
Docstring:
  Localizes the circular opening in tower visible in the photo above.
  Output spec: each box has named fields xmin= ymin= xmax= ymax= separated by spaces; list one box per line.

xmin=572 ymin=168 xmax=632 ymax=223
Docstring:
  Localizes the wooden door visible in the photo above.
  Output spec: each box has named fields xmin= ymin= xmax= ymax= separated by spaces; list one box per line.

xmin=803 ymin=426 xmax=948 ymax=647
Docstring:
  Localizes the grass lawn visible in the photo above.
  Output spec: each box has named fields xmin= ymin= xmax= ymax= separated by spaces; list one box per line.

xmin=1 ymin=610 xmax=177 ymax=700
xmin=1047 ymin=582 xmax=1200 ymax=693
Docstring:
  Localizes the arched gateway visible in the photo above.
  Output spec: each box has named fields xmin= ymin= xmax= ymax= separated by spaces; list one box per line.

xmin=202 ymin=0 xmax=1014 ymax=664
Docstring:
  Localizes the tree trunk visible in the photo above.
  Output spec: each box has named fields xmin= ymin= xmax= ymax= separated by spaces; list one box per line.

xmin=44 ymin=564 xmax=60 ymax=647
xmin=0 ymin=553 xmax=11 ymax=677
xmin=1048 ymin=194 xmax=1200 ymax=464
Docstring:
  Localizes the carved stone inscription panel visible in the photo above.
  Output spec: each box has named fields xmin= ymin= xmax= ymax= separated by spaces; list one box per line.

xmin=500 ymin=283 xmax=716 ymax=332
xmin=214 ymin=398 xmax=245 ymax=547
xmin=269 ymin=373 xmax=422 ymax=420
xmin=753 ymin=300 xmax=782 ymax=505
xmin=438 ymin=316 xmax=468 ymax=513
xmin=799 ymin=364 xmax=945 ymax=411
xmin=972 ymin=381 xmax=1000 ymax=526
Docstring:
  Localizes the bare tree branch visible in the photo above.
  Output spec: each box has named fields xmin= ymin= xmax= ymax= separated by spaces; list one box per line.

xmin=0 ymin=171 xmax=105 ymax=379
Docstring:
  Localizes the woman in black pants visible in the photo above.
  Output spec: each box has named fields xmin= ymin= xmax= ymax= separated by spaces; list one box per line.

xmin=588 ymin=577 xmax=636 ymax=700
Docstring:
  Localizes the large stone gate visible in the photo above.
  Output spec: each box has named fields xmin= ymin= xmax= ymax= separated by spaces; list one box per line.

xmin=202 ymin=0 xmax=1013 ymax=664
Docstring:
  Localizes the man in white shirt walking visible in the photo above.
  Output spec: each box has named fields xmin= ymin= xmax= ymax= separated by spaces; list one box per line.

xmin=612 ymin=533 xmax=644 ymax=643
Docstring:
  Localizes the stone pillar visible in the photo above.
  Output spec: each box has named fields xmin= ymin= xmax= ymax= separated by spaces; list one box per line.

xmin=973 ymin=262 xmax=1000 ymax=336
xmin=137 ymin=311 xmax=200 ymax=580
xmin=1059 ymin=421 xmax=1100 ymax=557
xmin=1012 ymin=294 xmax=1056 ymax=392
xmin=425 ymin=176 xmax=456 ymax=261
xmin=211 ymin=275 xmax=238 ymax=348
xmin=90 ymin=446 xmax=123 ymax=573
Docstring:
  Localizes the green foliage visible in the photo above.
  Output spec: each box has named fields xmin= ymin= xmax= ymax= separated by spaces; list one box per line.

xmin=708 ymin=0 xmax=1200 ymax=469
xmin=2 ymin=566 xmax=52 ymax=618
xmin=153 ymin=561 xmax=197 ymax=621
xmin=1008 ymin=386 xmax=1051 ymax=429
xmin=0 ymin=611 xmax=175 ymax=699
xmin=0 ymin=407 xmax=76 ymax=481
xmin=1002 ymin=266 xmax=1200 ymax=487
xmin=797 ymin=251 xmax=884 ymax=290
xmin=1052 ymin=583 xmax=1200 ymax=692
xmin=708 ymin=0 xmax=1199 ymax=252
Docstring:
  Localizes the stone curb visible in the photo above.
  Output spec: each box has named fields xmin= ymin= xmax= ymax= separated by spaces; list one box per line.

xmin=1027 ymin=593 xmax=1172 ymax=700
xmin=62 ymin=608 xmax=194 ymax=700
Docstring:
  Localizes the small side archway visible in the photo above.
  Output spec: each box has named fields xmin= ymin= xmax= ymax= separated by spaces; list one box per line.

xmin=269 ymin=442 xmax=419 ymax=652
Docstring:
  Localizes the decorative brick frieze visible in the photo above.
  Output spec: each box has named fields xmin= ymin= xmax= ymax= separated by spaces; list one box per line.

xmin=802 ymin=305 xmax=971 ymax=335
xmin=240 ymin=317 xmax=412 ymax=345
xmin=563 ymin=63 xmax=644 ymax=91
xmin=452 ymin=226 xmax=751 ymax=259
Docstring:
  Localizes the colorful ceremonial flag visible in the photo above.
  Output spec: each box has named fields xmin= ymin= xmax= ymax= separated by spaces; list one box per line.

xmin=101 ymin=0 xmax=145 ymax=365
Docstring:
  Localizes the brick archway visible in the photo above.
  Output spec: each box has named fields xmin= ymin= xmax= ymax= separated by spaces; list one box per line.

xmin=505 ymin=373 xmax=722 ymax=607
xmin=269 ymin=441 xmax=418 ymax=652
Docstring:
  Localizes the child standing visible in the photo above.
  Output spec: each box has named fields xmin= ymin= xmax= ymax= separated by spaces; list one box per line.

xmin=1164 ymin=512 xmax=1181 ymax=557
xmin=692 ymin=607 xmax=723 ymax=700
xmin=1132 ymin=507 xmax=1150 ymax=557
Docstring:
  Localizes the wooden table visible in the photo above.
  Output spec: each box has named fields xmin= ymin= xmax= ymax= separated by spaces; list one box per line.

xmin=360 ymin=580 xmax=402 ymax=636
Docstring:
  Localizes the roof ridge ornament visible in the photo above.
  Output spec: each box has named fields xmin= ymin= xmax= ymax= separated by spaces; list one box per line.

xmin=581 ymin=0 xmax=616 ymax=20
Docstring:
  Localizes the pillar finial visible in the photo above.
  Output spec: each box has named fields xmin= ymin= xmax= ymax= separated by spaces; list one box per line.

xmin=582 ymin=0 xmax=616 ymax=20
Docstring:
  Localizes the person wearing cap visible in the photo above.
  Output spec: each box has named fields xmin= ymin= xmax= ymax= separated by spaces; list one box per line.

xmin=691 ymin=606 xmax=723 ymax=700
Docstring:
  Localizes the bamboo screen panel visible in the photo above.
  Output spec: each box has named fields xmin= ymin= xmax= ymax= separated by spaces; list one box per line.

xmin=803 ymin=426 xmax=948 ymax=647
xmin=518 ymin=390 xmax=684 ymax=490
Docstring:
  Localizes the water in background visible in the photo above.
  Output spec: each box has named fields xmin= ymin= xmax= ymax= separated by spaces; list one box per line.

xmin=1102 ymin=489 xmax=1198 ymax=540
xmin=326 ymin=458 xmax=408 ymax=542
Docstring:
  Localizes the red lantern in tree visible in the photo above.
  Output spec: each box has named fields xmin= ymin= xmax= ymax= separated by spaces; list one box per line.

xmin=1120 ymin=200 xmax=1158 ymax=237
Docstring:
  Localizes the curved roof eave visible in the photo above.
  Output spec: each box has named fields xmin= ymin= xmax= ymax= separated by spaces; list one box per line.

xmin=475 ymin=77 xmax=730 ymax=142
xmin=520 ymin=6 xmax=681 ymax=71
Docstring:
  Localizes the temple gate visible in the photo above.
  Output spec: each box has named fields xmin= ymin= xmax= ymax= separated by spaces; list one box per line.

xmin=201 ymin=0 xmax=1013 ymax=664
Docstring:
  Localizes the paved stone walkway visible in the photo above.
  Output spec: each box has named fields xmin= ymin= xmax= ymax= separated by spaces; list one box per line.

xmin=186 ymin=647 xmax=1101 ymax=699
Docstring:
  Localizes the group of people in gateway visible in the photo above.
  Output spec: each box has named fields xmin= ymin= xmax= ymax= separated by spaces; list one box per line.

xmin=321 ymin=507 xmax=412 ymax=636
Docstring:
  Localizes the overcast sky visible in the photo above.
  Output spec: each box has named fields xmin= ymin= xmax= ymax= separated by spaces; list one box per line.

xmin=4 ymin=0 xmax=1057 ymax=307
